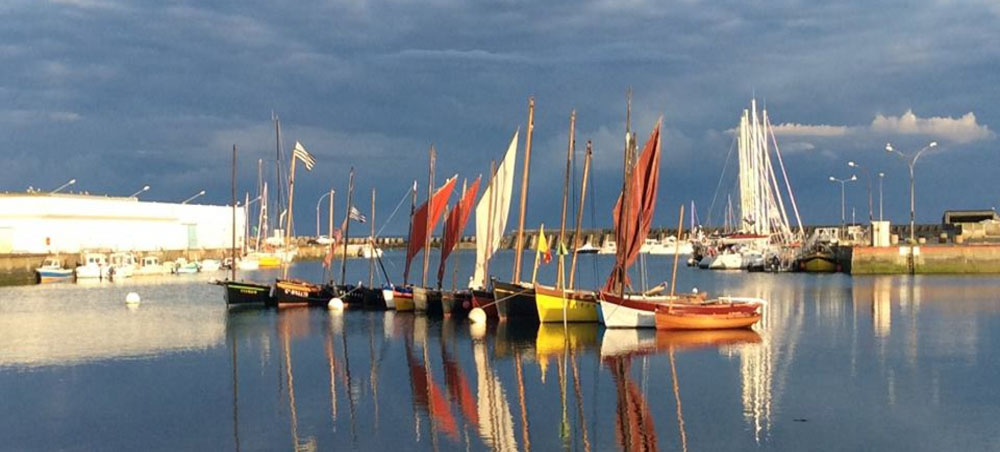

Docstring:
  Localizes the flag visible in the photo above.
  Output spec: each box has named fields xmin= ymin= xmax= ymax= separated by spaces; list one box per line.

xmin=292 ymin=141 xmax=316 ymax=171
xmin=322 ymin=219 xmax=347 ymax=268
xmin=349 ymin=205 xmax=367 ymax=223
xmin=537 ymin=226 xmax=551 ymax=264
xmin=557 ymin=241 xmax=569 ymax=256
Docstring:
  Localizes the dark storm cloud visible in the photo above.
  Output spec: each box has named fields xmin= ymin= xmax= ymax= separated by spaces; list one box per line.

xmin=0 ymin=0 xmax=997 ymax=233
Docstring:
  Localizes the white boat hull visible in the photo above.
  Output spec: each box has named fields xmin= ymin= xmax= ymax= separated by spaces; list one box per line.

xmin=382 ymin=289 xmax=396 ymax=310
xmin=709 ymin=253 xmax=743 ymax=270
xmin=599 ymin=300 xmax=656 ymax=328
xmin=75 ymin=265 xmax=108 ymax=279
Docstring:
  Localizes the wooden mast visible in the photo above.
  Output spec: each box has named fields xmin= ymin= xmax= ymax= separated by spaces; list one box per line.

xmin=483 ymin=160 xmax=497 ymax=289
xmin=670 ymin=204 xmax=685 ymax=299
xmin=369 ymin=188 xmax=376 ymax=288
xmin=556 ymin=110 xmax=575 ymax=290
xmin=568 ymin=141 xmax=592 ymax=290
xmin=231 ymin=144 xmax=237 ymax=282
xmin=512 ymin=97 xmax=535 ymax=282
xmin=404 ymin=179 xmax=417 ymax=286
xmin=616 ymin=90 xmax=635 ymax=297
xmin=422 ymin=146 xmax=435 ymax=288
xmin=340 ymin=168 xmax=354 ymax=286
xmin=328 ymin=189 xmax=334 ymax=240
xmin=282 ymin=144 xmax=297 ymax=280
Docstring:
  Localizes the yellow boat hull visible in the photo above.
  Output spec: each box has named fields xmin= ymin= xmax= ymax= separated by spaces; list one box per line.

xmin=534 ymin=284 xmax=599 ymax=323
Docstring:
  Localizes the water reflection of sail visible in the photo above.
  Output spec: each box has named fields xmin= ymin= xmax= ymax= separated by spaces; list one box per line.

xmin=405 ymin=337 xmax=459 ymax=440
xmin=736 ymin=283 xmax=805 ymax=444
xmin=473 ymin=334 xmax=518 ymax=451
xmin=606 ymin=356 xmax=658 ymax=452
xmin=441 ymin=324 xmax=479 ymax=428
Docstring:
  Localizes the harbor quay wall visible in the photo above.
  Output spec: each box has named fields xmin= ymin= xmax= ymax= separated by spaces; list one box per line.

xmin=851 ymin=245 xmax=1000 ymax=274
xmin=0 ymin=248 xmax=237 ymax=286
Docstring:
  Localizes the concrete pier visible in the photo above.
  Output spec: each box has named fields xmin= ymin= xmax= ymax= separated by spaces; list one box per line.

xmin=851 ymin=245 xmax=1000 ymax=274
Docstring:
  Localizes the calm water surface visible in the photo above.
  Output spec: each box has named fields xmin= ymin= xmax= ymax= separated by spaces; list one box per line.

xmin=2 ymin=249 xmax=999 ymax=451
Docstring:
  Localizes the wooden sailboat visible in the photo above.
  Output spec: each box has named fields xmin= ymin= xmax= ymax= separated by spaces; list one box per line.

xmin=217 ymin=145 xmax=273 ymax=306
xmin=405 ymin=146 xmax=458 ymax=315
xmin=272 ymin=141 xmax=333 ymax=306
xmin=533 ymin=111 xmax=600 ymax=323
xmin=469 ymin=130 xmax=520 ymax=319
xmin=438 ymin=177 xmax=482 ymax=318
xmin=494 ymin=98 xmax=538 ymax=322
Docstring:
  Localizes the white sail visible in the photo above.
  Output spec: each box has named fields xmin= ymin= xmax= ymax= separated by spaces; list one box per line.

xmin=471 ymin=131 xmax=519 ymax=289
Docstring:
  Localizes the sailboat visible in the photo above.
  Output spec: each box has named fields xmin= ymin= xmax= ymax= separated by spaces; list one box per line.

xmin=272 ymin=141 xmax=334 ymax=305
xmin=469 ymin=130 xmax=519 ymax=319
xmin=438 ymin=177 xmax=482 ymax=317
xmin=493 ymin=98 xmax=539 ymax=323
xmin=217 ymin=145 xmax=273 ymax=306
xmin=533 ymin=111 xmax=600 ymax=323
xmin=405 ymin=146 xmax=458 ymax=315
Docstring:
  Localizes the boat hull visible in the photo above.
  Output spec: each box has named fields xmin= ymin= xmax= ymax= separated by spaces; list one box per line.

xmin=220 ymin=280 xmax=273 ymax=306
xmin=470 ymin=289 xmax=498 ymax=318
xmin=709 ymin=253 xmax=743 ymax=270
xmin=35 ymin=268 xmax=74 ymax=283
xmin=441 ymin=290 xmax=472 ymax=318
xmin=799 ymin=254 xmax=839 ymax=273
xmin=273 ymin=279 xmax=331 ymax=306
xmin=393 ymin=288 xmax=414 ymax=312
xmin=598 ymin=292 xmax=709 ymax=328
xmin=492 ymin=279 xmax=538 ymax=322
xmin=412 ymin=286 xmax=443 ymax=316
xmin=654 ymin=303 xmax=763 ymax=330
xmin=534 ymin=284 xmax=599 ymax=323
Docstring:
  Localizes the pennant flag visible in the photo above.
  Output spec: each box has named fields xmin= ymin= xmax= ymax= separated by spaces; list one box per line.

xmin=537 ymin=227 xmax=552 ymax=264
xmin=322 ymin=219 xmax=347 ymax=268
xmin=349 ymin=205 xmax=367 ymax=223
xmin=292 ymin=141 xmax=316 ymax=171
xmin=557 ymin=241 xmax=569 ymax=256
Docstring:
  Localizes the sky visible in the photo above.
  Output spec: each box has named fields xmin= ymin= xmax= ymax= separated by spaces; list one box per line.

xmin=2 ymin=0 xmax=998 ymax=236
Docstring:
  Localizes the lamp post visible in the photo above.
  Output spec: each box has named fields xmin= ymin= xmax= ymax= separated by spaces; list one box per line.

xmin=129 ymin=185 xmax=150 ymax=198
xmin=847 ymin=161 xmax=873 ymax=223
xmin=878 ymin=172 xmax=885 ymax=221
xmin=51 ymin=178 xmax=76 ymax=194
xmin=885 ymin=141 xmax=937 ymax=244
xmin=316 ymin=190 xmax=335 ymax=237
xmin=829 ymin=175 xmax=857 ymax=232
xmin=181 ymin=190 xmax=206 ymax=204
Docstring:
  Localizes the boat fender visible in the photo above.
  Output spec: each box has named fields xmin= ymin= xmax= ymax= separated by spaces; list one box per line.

xmin=125 ymin=292 xmax=141 ymax=305
xmin=328 ymin=297 xmax=345 ymax=311
xmin=468 ymin=307 xmax=487 ymax=324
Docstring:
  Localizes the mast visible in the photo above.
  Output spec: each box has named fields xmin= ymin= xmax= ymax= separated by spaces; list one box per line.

xmin=255 ymin=158 xmax=263 ymax=251
xmin=328 ymin=189 xmax=334 ymax=240
xmin=616 ymin=90 xmax=635 ymax=297
xmin=404 ymin=180 xmax=417 ymax=286
xmin=340 ymin=168 xmax=355 ymax=286
xmin=484 ymin=160 xmax=497 ymax=288
xmin=568 ymin=140 xmax=592 ymax=290
xmin=556 ymin=110 xmax=575 ymax=290
xmin=422 ymin=146 xmax=435 ymax=288
xmin=512 ymin=97 xmax=534 ymax=282
xmin=282 ymin=144 xmax=298 ymax=280
xmin=369 ymin=188 xmax=376 ymax=288
xmin=274 ymin=113 xmax=285 ymax=237
xmin=231 ymin=145 xmax=237 ymax=282
xmin=669 ymin=204 xmax=685 ymax=299
xmin=243 ymin=192 xmax=249 ymax=257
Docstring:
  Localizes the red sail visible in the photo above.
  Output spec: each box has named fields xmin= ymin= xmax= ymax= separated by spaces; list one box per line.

xmin=605 ymin=122 xmax=662 ymax=292
xmin=436 ymin=176 xmax=482 ymax=287
xmin=404 ymin=176 xmax=458 ymax=284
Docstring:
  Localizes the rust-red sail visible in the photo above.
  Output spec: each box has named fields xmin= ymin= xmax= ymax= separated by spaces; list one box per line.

xmin=605 ymin=122 xmax=662 ymax=293
xmin=436 ymin=176 xmax=481 ymax=287
xmin=404 ymin=176 xmax=458 ymax=284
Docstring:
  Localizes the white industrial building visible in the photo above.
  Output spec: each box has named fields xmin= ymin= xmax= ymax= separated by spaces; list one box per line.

xmin=0 ymin=193 xmax=245 ymax=254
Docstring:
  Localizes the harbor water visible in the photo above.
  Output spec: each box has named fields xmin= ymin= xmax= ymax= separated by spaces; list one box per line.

xmin=2 ymin=249 xmax=999 ymax=451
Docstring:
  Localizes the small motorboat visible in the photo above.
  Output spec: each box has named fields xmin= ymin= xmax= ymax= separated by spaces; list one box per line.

xmin=654 ymin=297 xmax=765 ymax=330
xmin=108 ymin=252 xmax=137 ymax=279
xmin=173 ymin=258 xmax=200 ymax=274
xmin=199 ymin=259 xmax=222 ymax=272
xmin=217 ymin=279 xmax=273 ymax=306
xmin=134 ymin=256 xmax=169 ymax=276
xmin=576 ymin=241 xmax=600 ymax=254
xmin=36 ymin=257 xmax=73 ymax=283
xmin=76 ymin=253 xmax=109 ymax=280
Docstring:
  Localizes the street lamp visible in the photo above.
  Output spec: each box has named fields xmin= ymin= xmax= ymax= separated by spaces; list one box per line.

xmin=829 ymin=175 xmax=857 ymax=232
xmin=51 ymin=178 xmax=76 ymax=194
xmin=847 ymin=161 xmax=873 ymax=223
xmin=129 ymin=185 xmax=150 ymax=198
xmin=878 ymin=172 xmax=885 ymax=221
xmin=316 ymin=190 xmax=335 ymax=237
xmin=181 ymin=190 xmax=206 ymax=204
xmin=885 ymin=141 xmax=938 ymax=244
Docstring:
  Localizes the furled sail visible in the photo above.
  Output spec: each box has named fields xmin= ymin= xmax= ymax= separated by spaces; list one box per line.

xmin=604 ymin=122 xmax=662 ymax=293
xmin=437 ymin=176 xmax=482 ymax=287
xmin=404 ymin=176 xmax=458 ymax=284
xmin=471 ymin=131 xmax=519 ymax=289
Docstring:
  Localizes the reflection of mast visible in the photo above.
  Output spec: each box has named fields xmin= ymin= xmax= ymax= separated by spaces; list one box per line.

xmin=229 ymin=326 xmax=241 ymax=452
xmin=514 ymin=349 xmax=532 ymax=452
xmin=280 ymin=319 xmax=317 ymax=452
xmin=473 ymin=334 xmax=518 ymax=451
xmin=569 ymin=349 xmax=592 ymax=452
xmin=324 ymin=320 xmax=338 ymax=427
xmin=668 ymin=347 xmax=688 ymax=452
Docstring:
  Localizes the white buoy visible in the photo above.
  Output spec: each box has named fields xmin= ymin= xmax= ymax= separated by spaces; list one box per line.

xmin=328 ymin=297 xmax=345 ymax=311
xmin=692 ymin=287 xmax=698 ymax=294
xmin=125 ymin=292 xmax=141 ymax=305
xmin=468 ymin=307 xmax=487 ymax=324
xmin=470 ymin=322 xmax=487 ymax=339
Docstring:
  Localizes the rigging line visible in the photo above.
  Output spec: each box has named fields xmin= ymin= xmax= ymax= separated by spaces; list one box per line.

xmin=375 ymin=185 xmax=417 ymax=238
xmin=588 ymin=151 xmax=599 ymax=290
xmin=707 ymin=133 xmax=738 ymax=228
